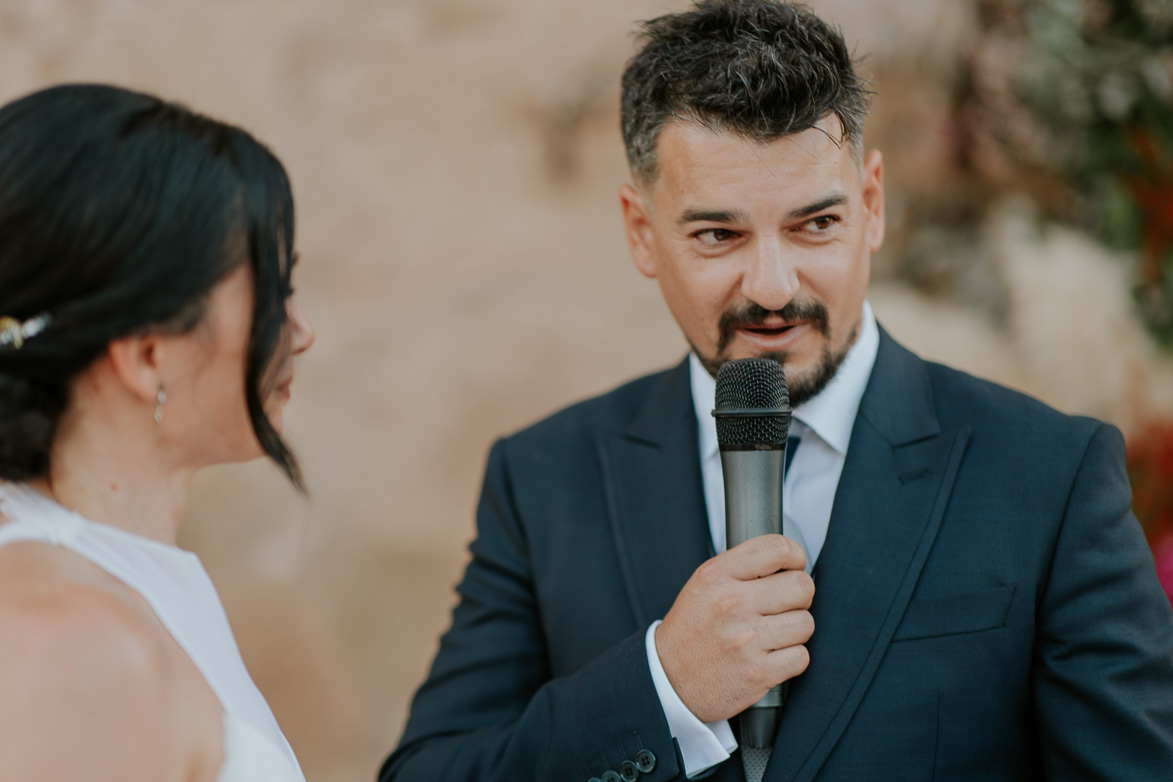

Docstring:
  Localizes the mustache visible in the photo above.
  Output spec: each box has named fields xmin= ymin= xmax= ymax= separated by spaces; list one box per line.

xmin=716 ymin=298 xmax=830 ymax=355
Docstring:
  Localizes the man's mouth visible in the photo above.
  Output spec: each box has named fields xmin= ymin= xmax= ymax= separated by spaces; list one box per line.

xmin=734 ymin=320 xmax=808 ymax=350
xmin=715 ymin=298 xmax=830 ymax=357
xmin=742 ymin=323 xmax=798 ymax=337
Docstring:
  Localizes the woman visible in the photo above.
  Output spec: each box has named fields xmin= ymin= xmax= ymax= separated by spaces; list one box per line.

xmin=0 ymin=84 xmax=314 ymax=781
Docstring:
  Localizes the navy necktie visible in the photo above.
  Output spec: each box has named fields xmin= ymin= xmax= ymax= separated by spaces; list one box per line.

xmin=785 ymin=435 xmax=801 ymax=475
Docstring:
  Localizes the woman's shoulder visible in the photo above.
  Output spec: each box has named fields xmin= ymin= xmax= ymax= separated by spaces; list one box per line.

xmin=0 ymin=539 xmax=165 ymax=658
xmin=0 ymin=543 xmax=223 ymax=781
xmin=0 ymin=537 xmax=161 ymax=656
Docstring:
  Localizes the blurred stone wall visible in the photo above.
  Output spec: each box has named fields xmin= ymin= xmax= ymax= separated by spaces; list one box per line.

xmin=3 ymin=1 xmax=1171 ymax=779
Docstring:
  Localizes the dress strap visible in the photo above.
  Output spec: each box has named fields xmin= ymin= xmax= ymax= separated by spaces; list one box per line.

xmin=0 ymin=483 xmax=85 ymax=548
xmin=0 ymin=482 xmax=302 ymax=776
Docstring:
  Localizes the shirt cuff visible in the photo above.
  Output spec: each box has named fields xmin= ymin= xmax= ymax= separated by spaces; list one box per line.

xmin=645 ymin=620 xmax=737 ymax=778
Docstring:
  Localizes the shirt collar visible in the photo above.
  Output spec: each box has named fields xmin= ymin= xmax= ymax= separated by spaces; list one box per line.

xmin=691 ymin=300 xmax=879 ymax=459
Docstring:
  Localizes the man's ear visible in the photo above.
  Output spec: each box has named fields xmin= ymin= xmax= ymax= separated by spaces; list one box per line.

xmin=861 ymin=149 xmax=885 ymax=254
xmin=619 ymin=183 xmax=658 ymax=279
xmin=106 ymin=333 xmax=163 ymax=405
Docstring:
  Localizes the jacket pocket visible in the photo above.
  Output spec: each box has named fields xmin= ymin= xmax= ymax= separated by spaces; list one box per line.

xmin=893 ymin=583 xmax=1016 ymax=641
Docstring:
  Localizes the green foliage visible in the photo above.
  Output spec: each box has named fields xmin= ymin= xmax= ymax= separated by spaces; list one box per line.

xmin=996 ymin=0 xmax=1173 ymax=345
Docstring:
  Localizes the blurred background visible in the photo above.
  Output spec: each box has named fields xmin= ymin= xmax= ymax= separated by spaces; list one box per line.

xmin=3 ymin=0 xmax=1172 ymax=779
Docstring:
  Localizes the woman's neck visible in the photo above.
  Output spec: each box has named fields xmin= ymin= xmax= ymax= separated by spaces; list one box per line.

xmin=33 ymin=410 xmax=193 ymax=546
xmin=30 ymin=473 xmax=190 ymax=546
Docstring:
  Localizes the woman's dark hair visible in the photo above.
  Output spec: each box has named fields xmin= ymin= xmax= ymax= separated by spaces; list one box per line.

xmin=621 ymin=0 xmax=872 ymax=186
xmin=0 ymin=83 xmax=303 ymax=489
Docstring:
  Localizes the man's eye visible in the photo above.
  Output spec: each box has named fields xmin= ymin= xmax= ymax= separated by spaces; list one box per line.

xmin=807 ymin=215 xmax=839 ymax=232
xmin=695 ymin=228 xmax=737 ymax=246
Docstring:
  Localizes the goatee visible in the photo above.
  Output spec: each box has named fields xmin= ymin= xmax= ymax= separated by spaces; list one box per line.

xmin=691 ymin=299 xmax=857 ymax=407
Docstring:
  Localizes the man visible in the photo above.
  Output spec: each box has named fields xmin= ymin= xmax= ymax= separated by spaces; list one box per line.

xmin=381 ymin=2 xmax=1173 ymax=780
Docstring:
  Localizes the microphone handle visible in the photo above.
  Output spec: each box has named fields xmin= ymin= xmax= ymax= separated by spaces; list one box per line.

xmin=720 ymin=447 xmax=786 ymax=749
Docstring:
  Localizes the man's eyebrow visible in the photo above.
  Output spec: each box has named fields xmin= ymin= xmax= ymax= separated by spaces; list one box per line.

xmin=789 ymin=194 xmax=848 ymax=220
xmin=678 ymin=208 xmax=750 ymax=225
xmin=677 ymin=195 xmax=849 ymax=226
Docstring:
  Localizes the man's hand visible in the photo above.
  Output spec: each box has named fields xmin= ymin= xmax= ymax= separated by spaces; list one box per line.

xmin=655 ymin=534 xmax=814 ymax=723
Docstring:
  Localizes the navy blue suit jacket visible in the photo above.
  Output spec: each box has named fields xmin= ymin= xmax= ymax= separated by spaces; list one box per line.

xmin=381 ymin=330 xmax=1173 ymax=781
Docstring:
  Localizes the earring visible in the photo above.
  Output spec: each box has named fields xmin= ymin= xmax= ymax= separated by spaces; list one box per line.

xmin=154 ymin=385 xmax=167 ymax=425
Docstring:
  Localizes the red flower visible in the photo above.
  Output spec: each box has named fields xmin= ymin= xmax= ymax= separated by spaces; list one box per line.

xmin=1155 ymin=541 xmax=1173 ymax=607
xmin=1128 ymin=420 xmax=1173 ymax=552
xmin=1123 ymin=128 xmax=1173 ymax=287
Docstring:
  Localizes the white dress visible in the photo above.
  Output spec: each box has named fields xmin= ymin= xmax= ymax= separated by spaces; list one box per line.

xmin=0 ymin=483 xmax=306 ymax=782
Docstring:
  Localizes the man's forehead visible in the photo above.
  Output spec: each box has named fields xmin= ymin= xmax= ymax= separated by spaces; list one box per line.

xmin=660 ymin=115 xmax=846 ymax=159
xmin=645 ymin=118 xmax=858 ymax=205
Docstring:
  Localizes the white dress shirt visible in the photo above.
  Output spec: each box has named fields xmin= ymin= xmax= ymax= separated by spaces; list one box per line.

xmin=644 ymin=302 xmax=880 ymax=777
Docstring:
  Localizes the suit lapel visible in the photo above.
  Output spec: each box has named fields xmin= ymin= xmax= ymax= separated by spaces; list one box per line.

xmin=597 ymin=359 xmax=714 ymax=626
xmin=769 ymin=331 xmax=971 ymax=782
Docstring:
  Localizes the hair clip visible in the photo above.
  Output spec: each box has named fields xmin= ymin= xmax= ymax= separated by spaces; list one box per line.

xmin=0 ymin=313 xmax=51 ymax=350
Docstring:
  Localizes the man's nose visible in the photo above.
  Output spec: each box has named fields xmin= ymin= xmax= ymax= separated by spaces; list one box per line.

xmin=740 ymin=238 xmax=798 ymax=312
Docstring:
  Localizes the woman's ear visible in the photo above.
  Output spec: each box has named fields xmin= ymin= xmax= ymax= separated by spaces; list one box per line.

xmin=105 ymin=333 xmax=164 ymax=405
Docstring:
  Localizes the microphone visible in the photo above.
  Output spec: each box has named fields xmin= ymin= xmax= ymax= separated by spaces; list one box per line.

xmin=712 ymin=357 xmax=792 ymax=749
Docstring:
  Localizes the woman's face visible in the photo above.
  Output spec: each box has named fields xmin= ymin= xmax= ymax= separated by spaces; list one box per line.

xmin=162 ymin=264 xmax=314 ymax=467
xmin=260 ymin=273 xmax=315 ymax=437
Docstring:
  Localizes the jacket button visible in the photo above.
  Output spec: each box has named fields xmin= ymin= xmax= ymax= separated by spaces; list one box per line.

xmin=619 ymin=760 xmax=639 ymax=781
xmin=588 ymin=779 xmax=602 ymax=782
xmin=635 ymin=750 xmax=656 ymax=773
xmin=602 ymin=773 xmax=621 ymax=782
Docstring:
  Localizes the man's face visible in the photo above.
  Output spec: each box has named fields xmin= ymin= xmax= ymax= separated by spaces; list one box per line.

xmin=620 ymin=119 xmax=885 ymax=404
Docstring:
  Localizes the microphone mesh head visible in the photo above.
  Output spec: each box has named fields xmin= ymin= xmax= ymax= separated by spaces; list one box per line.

xmin=713 ymin=358 xmax=790 ymax=447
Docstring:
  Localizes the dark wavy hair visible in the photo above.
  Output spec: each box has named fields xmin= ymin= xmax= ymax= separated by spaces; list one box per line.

xmin=620 ymin=0 xmax=872 ymax=186
xmin=0 ymin=83 xmax=303 ymax=490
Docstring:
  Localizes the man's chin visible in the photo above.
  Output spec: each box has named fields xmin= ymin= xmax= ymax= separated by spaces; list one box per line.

xmin=693 ymin=343 xmax=795 ymax=381
xmin=692 ymin=344 xmax=846 ymax=408
xmin=694 ymin=347 xmax=780 ymax=381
